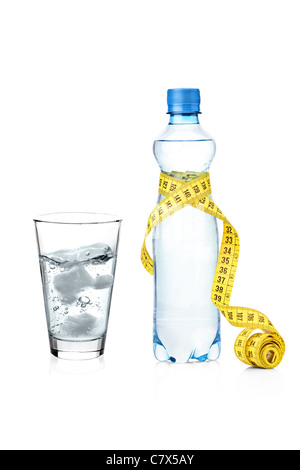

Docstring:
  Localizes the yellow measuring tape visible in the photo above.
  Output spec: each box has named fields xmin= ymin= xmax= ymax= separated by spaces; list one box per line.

xmin=141 ymin=171 xmax=285 ymax=369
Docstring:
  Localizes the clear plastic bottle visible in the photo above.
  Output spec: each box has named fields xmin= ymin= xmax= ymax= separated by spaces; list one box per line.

xmin=152 ymin=88 xmax=220 ymax=363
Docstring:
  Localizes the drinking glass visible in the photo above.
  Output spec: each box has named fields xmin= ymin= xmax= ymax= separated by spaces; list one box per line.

xmin=34 ymin=212 xmax=122 ymax=360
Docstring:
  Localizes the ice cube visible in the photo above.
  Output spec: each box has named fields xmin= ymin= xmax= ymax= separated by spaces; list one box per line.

xmin=59 ymin=312 xmax=105 ymax=337
xmin=47 ymin=243 xmax=114 ymax=303
xmin=53 ymin=265 xmax=94 ymax=303
xmin=94 ymin=274 xmax=114 ymax=290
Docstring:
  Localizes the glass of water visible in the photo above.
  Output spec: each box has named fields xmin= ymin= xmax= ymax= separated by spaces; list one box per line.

xmin=34 ymin=212 xmax=122 ymax=360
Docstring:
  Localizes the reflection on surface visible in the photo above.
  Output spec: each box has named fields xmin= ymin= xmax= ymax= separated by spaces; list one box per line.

xmin=153 ymin=360 xmax=222 ymax=401
xmin=236 ymin=366 xmax=285 ymax=398
xmin=49 ymin=354 xmax=105 ymax=376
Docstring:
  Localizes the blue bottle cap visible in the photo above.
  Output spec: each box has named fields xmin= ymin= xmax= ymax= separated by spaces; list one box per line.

xmin=167 ymin=88 xmax=201 ymax=114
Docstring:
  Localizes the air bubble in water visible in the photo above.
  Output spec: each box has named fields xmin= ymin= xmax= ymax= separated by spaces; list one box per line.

xmin=78 ymin=295 xmax=90 ymax=307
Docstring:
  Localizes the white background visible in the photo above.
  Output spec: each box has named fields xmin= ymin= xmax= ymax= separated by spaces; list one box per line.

xmin=0 ymin=0 xmax=299 ymax=451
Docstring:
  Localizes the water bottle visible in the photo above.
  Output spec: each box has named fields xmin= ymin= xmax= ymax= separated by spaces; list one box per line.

xmin=153 ymin=88 xmax=220 ymax=363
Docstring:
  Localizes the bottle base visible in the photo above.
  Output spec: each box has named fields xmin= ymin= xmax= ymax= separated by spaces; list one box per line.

xmin=153 ymin=333 xmax=221 ymax=364
xmin=49 ymin=335 xmax=106 ymax=360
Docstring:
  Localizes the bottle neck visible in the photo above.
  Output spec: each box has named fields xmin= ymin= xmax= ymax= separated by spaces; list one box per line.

xmin=168 ymin=113 xmax=200 ymax=125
